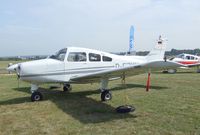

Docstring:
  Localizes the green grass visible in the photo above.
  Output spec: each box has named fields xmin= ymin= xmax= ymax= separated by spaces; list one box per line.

xmin=0 ymin=60 xmax=26 ymax=74
xmin=0 ymin=60 xmax=26 ymax=69
xmin=0 ymin=61 xmax=200 ymax=135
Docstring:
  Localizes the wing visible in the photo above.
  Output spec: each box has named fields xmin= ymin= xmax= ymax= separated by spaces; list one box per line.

xmin=70 ymin=60 xmax=182 ymax=83
xmin=186 ymin=63 xmax=200 ymax=67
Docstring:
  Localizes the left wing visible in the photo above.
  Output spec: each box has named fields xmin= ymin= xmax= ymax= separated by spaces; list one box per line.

xmin=70 ymin=60 xmax=183 ymax=83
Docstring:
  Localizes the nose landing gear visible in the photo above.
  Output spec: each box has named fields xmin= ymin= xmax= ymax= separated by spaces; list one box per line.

xmin=30 ymin=84 xmax=43 ymax=102
xmin=31 ymin=91 xmax=43 ymax=102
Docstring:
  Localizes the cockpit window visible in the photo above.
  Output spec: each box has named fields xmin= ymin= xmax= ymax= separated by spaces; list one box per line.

xmin=67 ymin=52 xmax=87 ymax=62
xmin=49 ymin=48 xmax=67 ymax=61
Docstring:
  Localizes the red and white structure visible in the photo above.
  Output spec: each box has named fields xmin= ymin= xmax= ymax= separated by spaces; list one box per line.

xmin=168 ymin=53 xmax=200 ymax=73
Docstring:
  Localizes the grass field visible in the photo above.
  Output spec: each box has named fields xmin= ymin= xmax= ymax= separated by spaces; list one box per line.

xmin=0 ymin=61 xmax=200 ymax=135
xmin=0 ymin=60 xmax=26 ymax=74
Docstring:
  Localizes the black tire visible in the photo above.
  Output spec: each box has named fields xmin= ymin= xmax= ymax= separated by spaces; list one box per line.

xmin=197 ymin=69 xmax=200 ymax=73
xmin=31 ymin=92 xmax=43 ymax=102
xmin=162 ymin=70 xmax=168 ymax=73
xmin=101 ymin=90 xmax=112 ymax=101
xmin=63 ymin=84 xmax=72 ymax=92
xmin=116 ymin=105 xmax=135 ymax=113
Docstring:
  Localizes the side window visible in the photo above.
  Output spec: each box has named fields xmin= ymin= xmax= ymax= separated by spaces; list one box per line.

xmin=89 ymin=53 xmax=101 ymax=62
xmin=186 ymin=56 xmax=190 ymax=60
xmin=103 ymin=56 xmax=112 ymax=62
xmin=67 ymin=52 xmax=86 ymax=62
xmin=191 ymin=56 xmax=194 ymax=60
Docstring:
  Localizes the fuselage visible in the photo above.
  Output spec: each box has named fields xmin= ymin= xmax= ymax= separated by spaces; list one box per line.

xmin=13 ymin=47 xmax=147 ymax=84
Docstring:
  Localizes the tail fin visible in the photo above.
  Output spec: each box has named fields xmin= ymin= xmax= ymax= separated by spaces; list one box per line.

xmin=146 ymin=35 xmax=167 ymax=61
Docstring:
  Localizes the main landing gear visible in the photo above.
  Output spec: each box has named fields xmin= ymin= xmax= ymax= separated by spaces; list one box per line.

xmin=163 ymin=69 xmax=177 ymax=74
xmin=100 ymin=79 xmax=112 ymax=101
xmin=197 ymin=66 xmax=200 ymax=73
xmin=101 ymin=89 xmax=112 ymax=101
xmin=63 ymin=84 xmax=72 ymax=92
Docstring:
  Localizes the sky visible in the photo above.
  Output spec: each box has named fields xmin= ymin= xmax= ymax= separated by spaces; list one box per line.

xmin=0 ymin=0 xmax=200 ymax=56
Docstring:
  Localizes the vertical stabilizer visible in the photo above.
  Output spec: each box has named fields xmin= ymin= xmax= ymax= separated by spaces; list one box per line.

xmin=146 ymin=35 xmax=167 ymax=61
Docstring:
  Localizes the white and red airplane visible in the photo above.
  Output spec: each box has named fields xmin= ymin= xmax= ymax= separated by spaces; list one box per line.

xmin=166 ymin=53 xmax=200 ymax=73
xmin=7 ymin=36 xmax=183 ymax=102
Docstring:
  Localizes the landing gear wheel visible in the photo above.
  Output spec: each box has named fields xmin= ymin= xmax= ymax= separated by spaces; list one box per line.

xmin=168 ymin=69 xmax=177 ymax=74
xmin=116 ymin=105 xmax=136 ymax=113
xmin=63 ymin=84 xmax=72 ymax=92
xmin=31 ymin=91 xmax=43 ymax=102
xmin=197 ymin=69 xmax=200 ymax=73
xmin=162 ymin=70 xmax=168 ymax=73
xmin=101 ymin=90 xmax=112 ymax=101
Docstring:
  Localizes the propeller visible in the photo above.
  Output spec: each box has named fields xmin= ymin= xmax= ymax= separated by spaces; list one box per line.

xmin=16 ymin=64 xmax=21 ymax=88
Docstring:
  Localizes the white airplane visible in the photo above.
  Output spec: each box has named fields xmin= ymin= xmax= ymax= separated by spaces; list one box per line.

xmin=7 ymin=36 xmax=183 ymax=102
xmin=165 ymin=53 xmax=200 ymax=73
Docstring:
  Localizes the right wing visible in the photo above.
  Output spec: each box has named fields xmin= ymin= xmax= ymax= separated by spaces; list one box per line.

xmin=70 ymin=60 xmax=183 ymax=83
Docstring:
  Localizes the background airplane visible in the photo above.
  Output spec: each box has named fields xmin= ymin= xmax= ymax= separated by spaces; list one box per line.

xmin=7 ymin=36 xmax=183 ymax=102
xmin=164 ymin=53 xmax=200 ymax=73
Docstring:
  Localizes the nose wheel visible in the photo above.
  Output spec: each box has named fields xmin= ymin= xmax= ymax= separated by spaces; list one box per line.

xmin=101 ymin=90 xmax=112 ymax=101
xmin=31 ymin=91 xmax=43 ymax=102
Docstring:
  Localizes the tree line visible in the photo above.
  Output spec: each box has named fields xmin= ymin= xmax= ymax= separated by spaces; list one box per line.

xmin=136 ymin=48 xmax=200 ymax=56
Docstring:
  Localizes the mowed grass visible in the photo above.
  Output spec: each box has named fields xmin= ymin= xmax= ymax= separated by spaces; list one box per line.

xmin=0 ymin=60 xmax=26 ymax=69
xmin=0 ymin=60 xmax=26 ymax=74
xmin=0 ymin=61 xmax=200 ymax=135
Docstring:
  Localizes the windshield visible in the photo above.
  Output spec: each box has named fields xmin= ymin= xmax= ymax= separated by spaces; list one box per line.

xmin=49 ymin=48 xmax=67 ymax=61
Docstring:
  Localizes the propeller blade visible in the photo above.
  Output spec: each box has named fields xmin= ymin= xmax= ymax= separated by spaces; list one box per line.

xmin=16 ymin=64 xmax=21 ymax=88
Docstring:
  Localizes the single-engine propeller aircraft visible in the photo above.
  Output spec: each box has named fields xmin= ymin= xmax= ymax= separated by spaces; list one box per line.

xmin=164 ymin=53 xmax=200 ymax=73
xmin=7 ymin=36 xmax=183 ymax=102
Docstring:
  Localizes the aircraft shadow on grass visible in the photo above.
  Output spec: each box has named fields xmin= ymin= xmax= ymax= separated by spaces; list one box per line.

xmin=154 ymin=71 xmax=197 ymax=75
xmin=110 ymin=83 xmax=168 ymax=91
xmin=0 ymin=83 xmax=168 ymax=124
